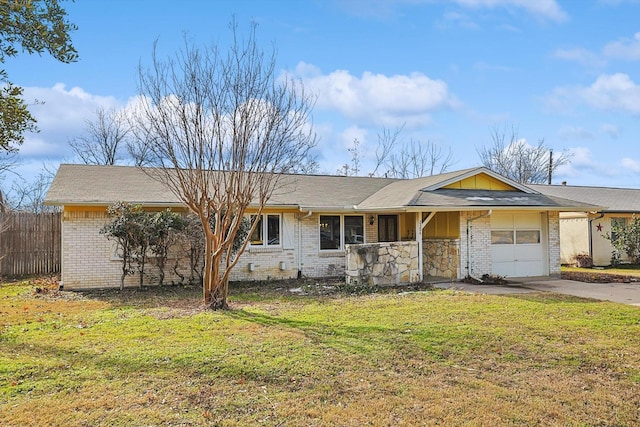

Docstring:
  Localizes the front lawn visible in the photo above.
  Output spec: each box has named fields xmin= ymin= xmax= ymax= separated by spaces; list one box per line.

xmin=1 ymin=277 xmax=639 ymax=426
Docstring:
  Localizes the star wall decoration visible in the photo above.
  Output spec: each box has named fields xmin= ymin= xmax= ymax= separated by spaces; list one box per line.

xmin=596 ymin=223 xmax=603 ymax=232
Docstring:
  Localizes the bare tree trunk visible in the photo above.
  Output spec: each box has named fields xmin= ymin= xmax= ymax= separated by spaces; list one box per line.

xmin=130 ymin=21 xmax=316 ymax=309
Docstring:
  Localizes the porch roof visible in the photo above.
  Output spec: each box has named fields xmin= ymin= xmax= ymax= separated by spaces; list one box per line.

xmin=407 ymin=188 xmax=602 ymax=211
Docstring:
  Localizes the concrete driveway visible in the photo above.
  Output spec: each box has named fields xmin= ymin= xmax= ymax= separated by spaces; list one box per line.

xmin=433 ymin=277 xmax=640 ymax=307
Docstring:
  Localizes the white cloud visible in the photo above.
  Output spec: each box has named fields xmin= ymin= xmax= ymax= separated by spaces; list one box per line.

xmin=438 ymin=11 xmax=480 ymax=29
xmin=600 ymin=123 xmax=621 ymax=139
xmin=567 ymin=146 xmax=597 ymax=167
xmin=603 ymin=32 xmax=640 ymax=60
xmin=621 ymin=157 xmax=640 ymax=173
xmin=450 ymin=0 xmax=567 ymax=22
xmin=557 ymin=126 xmax=594 ymax=141
xmin=551 ymin=32 xmax=640 ymax=70
xmin=555 ymin=146 xmax=616 ymax=181
xmin=552 ymin=47 xmax=605 ymax=67
xmin=12 ymin=84 xmax=124 ymax=181
xmin=472 ymin=62 xmax=516 ymax=72
xmin=546 ymin=73 xmax=640 ymax=115
xmin=340 ymin=126 xmax=369 ymax=150
xmin=25 ymin=84 xmax=120 ymax=129
xmin=292 ymin=62 xmax=458 ymax=127
xmin=336 ymin=0 xmax=567 ymax=21
xmin=580 ymin=73 xmax=640 ymax=114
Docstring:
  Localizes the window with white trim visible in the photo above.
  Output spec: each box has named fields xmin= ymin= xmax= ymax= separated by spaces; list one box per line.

xmin=320 ymin=215 xmax=364 ymax=250
xmin=250 ymin=214 xmax=281 ymax=246
xmin=611 ymin=217 xmax=627 ymax=243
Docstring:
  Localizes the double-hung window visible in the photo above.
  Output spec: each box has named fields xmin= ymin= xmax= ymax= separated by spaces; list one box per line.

xmin=611 ymin=217 xmax=627 ymax=243
xmin=320 ymin=215 xmax=364 ymax=250
xmin=250 ymin=214 xmax=281 ymax=247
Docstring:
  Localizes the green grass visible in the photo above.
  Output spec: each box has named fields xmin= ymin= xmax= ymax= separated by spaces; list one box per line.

xmin=1 ymin=277 xmax=640 ymax=426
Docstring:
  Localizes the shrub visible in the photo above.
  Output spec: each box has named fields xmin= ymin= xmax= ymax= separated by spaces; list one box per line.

xmin=604 ymin=215 xmax=640 ymax=264
xmin=573 ymin=253 xmax=593 ymax=268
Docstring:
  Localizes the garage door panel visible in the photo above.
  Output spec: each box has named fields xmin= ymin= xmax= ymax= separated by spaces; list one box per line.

xmin=490 ymin=213 xmax=544 ymax=277
xmin=492 ymin=261 xmax=515 ymax=277
xmin=512 ymin=260 xmax=542 ymax=277
xmin=492 ymin=245 xmax=514 ymax=259
xmin=514 ymin=214 xmax=541 ymax=228
xmin=491 ymin=214 xmax=514 ymax=228
xmin=514 ymin=245 xmax=542 ymax=262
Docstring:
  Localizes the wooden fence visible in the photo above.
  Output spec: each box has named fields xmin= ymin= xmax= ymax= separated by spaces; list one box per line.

xmin=0 ymin=212 xmax=61 ymax=277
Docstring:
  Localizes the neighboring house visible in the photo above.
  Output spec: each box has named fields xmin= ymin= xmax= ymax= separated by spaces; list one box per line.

xmin=531 ymin=184 xmax=640 ymax=266
xmin=44 ymin=164 xmax=600 ymax=290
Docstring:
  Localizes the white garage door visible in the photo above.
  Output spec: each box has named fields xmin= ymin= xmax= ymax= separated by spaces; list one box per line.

xmin=491 ymin=213 xmax=544 ymax=277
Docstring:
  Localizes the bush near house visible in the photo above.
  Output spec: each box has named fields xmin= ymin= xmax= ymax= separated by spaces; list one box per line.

xmin=572 ymin=253 xmax=593 ymax=268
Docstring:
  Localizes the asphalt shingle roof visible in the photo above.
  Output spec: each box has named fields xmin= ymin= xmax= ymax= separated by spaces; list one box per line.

xmin=530 ymin=184 xmax=640 ymax=212
xmin=44 ymin=164 xmax=398 ymax=209
xmin=409 ymin=189 xmax=600 ymax=210
xmin=44 ymin=164 xmax=603 ymax=212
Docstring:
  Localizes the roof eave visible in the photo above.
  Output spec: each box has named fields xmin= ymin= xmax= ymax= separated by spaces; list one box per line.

xmin=45 ymin=200 xmax=186 ymax=208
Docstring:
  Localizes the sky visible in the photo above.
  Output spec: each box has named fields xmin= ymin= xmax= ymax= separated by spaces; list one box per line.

xmin=4 ymin=0 xmax=640 ymax=189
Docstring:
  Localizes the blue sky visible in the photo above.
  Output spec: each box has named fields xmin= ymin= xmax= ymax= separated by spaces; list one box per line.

xmin=5 ymin=0 xmax=640 ymax=188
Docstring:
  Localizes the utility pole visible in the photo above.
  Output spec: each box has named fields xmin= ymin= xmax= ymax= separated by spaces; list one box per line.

xmin=548 ymin=149 xmax=553 ymax=185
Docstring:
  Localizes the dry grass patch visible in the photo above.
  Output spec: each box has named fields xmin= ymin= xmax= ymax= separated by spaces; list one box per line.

xmin=1 ymin=278 xmax=639 ymax=426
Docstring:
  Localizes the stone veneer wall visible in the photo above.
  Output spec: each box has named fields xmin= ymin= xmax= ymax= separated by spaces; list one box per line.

xmin=344 ymin=241 xmax=419 ymax=286
xmin=423 ymin=238 xmax=459 ymax=279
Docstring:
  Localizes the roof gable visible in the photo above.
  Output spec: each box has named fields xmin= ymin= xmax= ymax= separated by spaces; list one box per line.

xmin=442 ymin=172 xmax=518 ymax=191
xmin=421 ymin=167 xmax=535 ymax=193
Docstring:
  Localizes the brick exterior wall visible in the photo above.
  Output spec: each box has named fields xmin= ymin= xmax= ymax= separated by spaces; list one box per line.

xmin=61 ymin=210 xmax=192 ymax=289
xmin=459 ymin=211 xmax=493 ymax=279
xmin=60 ymin=207 xmax=563 ymax=289
xmin=547 ymin=211 xmax=561 ymax=276
xmin=60 ymin=209 xmax=379 ymax=289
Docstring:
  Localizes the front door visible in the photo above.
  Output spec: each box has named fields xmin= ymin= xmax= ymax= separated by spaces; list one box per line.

xmin=378 ymin=215 xmax=398 ymax=242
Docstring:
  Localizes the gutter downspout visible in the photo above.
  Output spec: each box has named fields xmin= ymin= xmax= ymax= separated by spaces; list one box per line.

xmin=466 ymin=210 xmax=492 ymax=282
xmin=588 ymin=211 xmax=605 ymax=262
xmin=298 ymin=209 xmax=313 ymax=279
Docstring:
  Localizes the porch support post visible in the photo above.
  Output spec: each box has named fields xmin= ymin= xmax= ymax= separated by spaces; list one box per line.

xmin=417 ymin=212 xmax=436 ymax=282
xmin=417 ymin=213 xmax=424 ymax=282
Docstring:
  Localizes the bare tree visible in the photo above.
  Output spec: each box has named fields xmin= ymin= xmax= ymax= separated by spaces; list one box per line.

xmin=292 ymin=154 xmax=319 ymax=175
xmin=130 ymin=23 xmax=316 ymax=309
xmin=5 ymin=169 xmax=58 ymax=213
xmin=69 ymin=107 xmax=130 ymax=165
xmin=126 ymin=127 xmax=154 ymax=166
xmin=477 ymin=125 xmax=572 ymax=184
xmin=0 ymin=150 xmax=18 ymax=177
xmin=370 ymin=125 xmax=454 ymax=178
